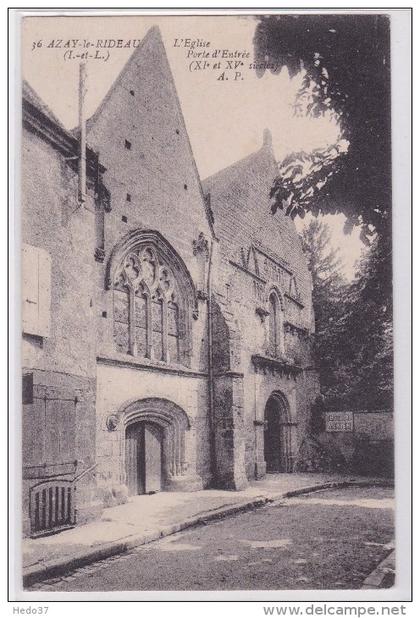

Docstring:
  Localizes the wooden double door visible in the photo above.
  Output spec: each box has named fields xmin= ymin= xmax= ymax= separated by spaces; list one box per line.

xmin=125 ymin=421 xmax=163 ymax=495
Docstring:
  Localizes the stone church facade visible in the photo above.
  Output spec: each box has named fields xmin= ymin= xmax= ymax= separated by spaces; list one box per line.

xmin=21 ymin=27 xmax=319 ymax=536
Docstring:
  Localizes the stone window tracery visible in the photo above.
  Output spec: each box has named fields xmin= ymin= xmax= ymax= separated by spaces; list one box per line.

xmin=112 ymin=244 xmax=185 ymax=364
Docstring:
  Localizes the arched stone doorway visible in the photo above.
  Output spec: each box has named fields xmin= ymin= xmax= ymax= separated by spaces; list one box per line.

xmin=264 ymin=392 xmax=294 ymax=473
xmin=125 ymin=420 xmax=164 ymax=495
xmin=117 ymin=398 xmax=203 ymax=495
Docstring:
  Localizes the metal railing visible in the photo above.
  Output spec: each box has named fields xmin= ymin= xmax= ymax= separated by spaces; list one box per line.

xmin=29 ymin=480 xmax=76 ymax=537
xmin=28 ymin=462 xmax=98 ymax=537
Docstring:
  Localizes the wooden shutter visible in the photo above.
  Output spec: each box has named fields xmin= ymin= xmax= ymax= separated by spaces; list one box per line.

xmin=22 ymin=244 xmax=51 ymax=337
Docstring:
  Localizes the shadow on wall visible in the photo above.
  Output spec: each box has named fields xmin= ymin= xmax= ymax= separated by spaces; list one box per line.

xmin=296 ymin=434 xmax=347 ymax=474
xmin=295 ymin=400 xmax=394 ymax=478
xmin=296 ymin=434 xmax=394 ymax=478
xmin=351 ymin=436 xmax=394 ymax=477
xmin=211 ymin=300 xmax=231 ymax=372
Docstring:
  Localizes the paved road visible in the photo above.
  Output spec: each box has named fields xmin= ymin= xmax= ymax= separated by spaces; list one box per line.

xmin=30 ymin=486 xmax=394 ymax=591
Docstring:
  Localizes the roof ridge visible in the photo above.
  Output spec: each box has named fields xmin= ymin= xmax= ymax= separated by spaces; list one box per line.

xmin=80 ymin=25 xmax=216 ymax=239
xmin=22 ymin=79 xmax=67 ymax=129
xmin=202 ymin=139 xmax=276 ymax=187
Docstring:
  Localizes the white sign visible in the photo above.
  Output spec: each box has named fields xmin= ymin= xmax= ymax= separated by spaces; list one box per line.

xmin=325 ymin=411 xmax=354 ymax=432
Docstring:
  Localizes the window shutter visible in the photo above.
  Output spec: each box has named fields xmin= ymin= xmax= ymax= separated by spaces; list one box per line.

xmin=22 ymin=244 xmax=51 ymax=337
xmin=37 ymin=248 xmax=51 ymax=336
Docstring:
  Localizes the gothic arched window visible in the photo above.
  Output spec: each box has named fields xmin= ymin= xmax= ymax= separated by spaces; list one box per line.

xmin=110 ymin=233 xmax=196 ymax=367
xmin=268 ymin=291 xmax=284 ymax=358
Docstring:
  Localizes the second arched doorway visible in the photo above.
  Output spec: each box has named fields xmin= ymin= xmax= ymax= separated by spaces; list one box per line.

xmin=264 ymin=392 xmax=294 ymax=473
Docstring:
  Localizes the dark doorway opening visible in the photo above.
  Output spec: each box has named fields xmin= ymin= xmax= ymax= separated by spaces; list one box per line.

xmin=264 ymin=396 xmax=282 ymax=472
xmin=263 ymin=392 xmax=292 ymax=473
xmin=125 ymin=421 xmax=163 ymax=495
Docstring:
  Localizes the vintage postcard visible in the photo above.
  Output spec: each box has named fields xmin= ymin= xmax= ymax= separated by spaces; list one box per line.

xmin=10 ymin=8 xmax=411 ymax=603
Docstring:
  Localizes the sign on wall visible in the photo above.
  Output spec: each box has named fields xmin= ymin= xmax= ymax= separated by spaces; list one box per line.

xmin=325 ymin=411 xmax=354 ymax=432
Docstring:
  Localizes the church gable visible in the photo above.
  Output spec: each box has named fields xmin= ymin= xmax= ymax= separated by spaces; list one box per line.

xmin=86 ymin=27 xmax=213 ymax=250
xmin=203 ymin=136 xmax=313 ymax=327
xmin=202 ymin=139 xmax=279 ymax=254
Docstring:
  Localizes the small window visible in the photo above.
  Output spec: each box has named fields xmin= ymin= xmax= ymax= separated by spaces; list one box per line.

xmin=126 ymin=193 xmax=131 ymax=202
xmin=289 ymin=276 xmax=299 ymax=298
xmin=124 ymin=139 xmax=132 ymax=150
xmin=122 ymin=215 xmax=128 ymax=223
xmin=129 ymin=89 xmax=135 ymax=96
xmin=268 ymin=294 xmax=278 ymax=356
xmin=268 ymin=292 xmax=284 ymax=358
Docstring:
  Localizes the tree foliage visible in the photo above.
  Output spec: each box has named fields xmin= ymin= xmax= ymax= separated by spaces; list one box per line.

xmin=338 ymin=236 xmax=393 ymax=410
xmin=301 ymin=219 xmax=393 ymax=411
xmin=300 ymin=219 xmax=348 ymax=402
xmin=254 ymin=14 xmax=391 ymax=243
xmin=254 ymin=15 xmax=393 ymax=410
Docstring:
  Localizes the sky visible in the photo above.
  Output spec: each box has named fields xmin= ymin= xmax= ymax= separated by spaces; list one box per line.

xmin=21 ymin=14 xmax=364 ymax=279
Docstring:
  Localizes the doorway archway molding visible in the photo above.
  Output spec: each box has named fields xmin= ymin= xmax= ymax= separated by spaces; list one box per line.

xmin=112 ymin=397 xmax=203 ymax=492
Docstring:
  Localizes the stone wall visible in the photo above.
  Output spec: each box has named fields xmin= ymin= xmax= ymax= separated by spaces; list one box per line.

xmin=296 ymin=410 xmax=394 ymax=477
xmin=21 ymin=121 xmax=100 ymax=533
xmin=86 ymin=26 xmax=213 ymax=301
xmin=84 ymin=27 xmax=214 ymax=499
xmin=95 ymin=361 xmax=211 ymax=498
xmin=203 ymin=137 xmax=314 ymax=329
xmin=205 ymin=135 xmax=319 ymax=485
xmin=21 ymin=25 xmax=321 ymax=523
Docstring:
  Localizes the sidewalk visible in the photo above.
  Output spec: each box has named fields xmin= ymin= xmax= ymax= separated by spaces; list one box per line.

xmin=22 ymin=473 xmax=393 ymax=587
